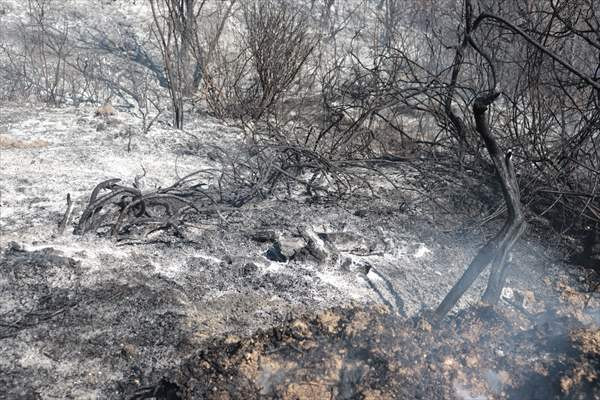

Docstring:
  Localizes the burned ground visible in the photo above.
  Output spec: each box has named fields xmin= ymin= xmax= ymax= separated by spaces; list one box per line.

xmin=1 ymin=105 xmax=599 ymax=399
xmin=140 ymin=305 xmax=599 ymax=400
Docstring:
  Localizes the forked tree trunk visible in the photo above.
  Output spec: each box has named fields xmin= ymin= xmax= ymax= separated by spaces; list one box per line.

xmin=433 ymin=92 xmax=526 ymax=322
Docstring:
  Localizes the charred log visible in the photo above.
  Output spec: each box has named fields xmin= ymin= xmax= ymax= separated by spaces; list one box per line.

xmin=433 ymin=92 xmax=526 ymax=322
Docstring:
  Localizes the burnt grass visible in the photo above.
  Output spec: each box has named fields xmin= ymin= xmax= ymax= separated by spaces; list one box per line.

xmin=1 ymin=106 xmax=599 ymax=399
xmin=1 ymin=193 xmax=599 ymax=400
xmin=139 ymin=305 xmax=599 ymax=400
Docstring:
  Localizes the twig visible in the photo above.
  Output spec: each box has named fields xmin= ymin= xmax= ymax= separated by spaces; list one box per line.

xmin=57 ymin=193 xmax=73 ymax=234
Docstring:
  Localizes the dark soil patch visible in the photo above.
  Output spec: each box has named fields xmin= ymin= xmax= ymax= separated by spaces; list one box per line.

xmin=139 ymin=305 xmax=599 ymax=400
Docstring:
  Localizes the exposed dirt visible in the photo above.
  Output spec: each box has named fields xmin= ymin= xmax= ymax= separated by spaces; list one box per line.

xmin=1 ymin=105 xmax=599 ymax=399
xmin=139 ymin=305 xmax=600 ymax=400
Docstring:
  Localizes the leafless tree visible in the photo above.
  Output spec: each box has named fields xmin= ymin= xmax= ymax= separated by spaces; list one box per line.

xmin=149 ymin=0 xmax=206 ymax=129
xmin=243 ymin=0 xmax=316 ymax=121
xmin=430 ymin=0 xmax=600 ymax=321
xmin=319 ymin=0 xmax=599 ymax=319
xmin=149 ymin=0 xmax=237 ymax=129
xmin=0 ymin=0 xmax=74 ymax=103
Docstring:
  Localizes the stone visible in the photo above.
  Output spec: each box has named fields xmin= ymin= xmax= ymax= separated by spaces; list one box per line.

xmin=300 ymin=227 xmax=330 ymax=262
xmin=95 ymin=103 xmax=115 ymax=117
xmin=278 ymin=237 xmax=307 ymax=259
xmin=339 ymin=256 xmax=371 ymax=274
xmin=318 ymin=231 xmax=371 ymax=253
xmin=265 ymin=237 xmax=307 ymax=262
xmin=248 ymin=230 xmax=277 ymax=243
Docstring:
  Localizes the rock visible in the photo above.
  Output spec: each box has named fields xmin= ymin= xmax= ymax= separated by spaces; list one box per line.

xmin=318 ymin=231 xmax=371 ymax=253
xmin=247 ymin=230 xmax=277 ymax=243
xmin=265 ymin=229 xmax=372 ymax=264
xmin=339 ymin=256 xmax=371 ymax=274
xmin=265 ymin=246 xmax=286 ymax=262
xmin=300 ymin=227 xmax=330 ymax=262
xmin=353 ymin=261 xmax=371 ymax=275
xmin=95 ymin=103 xmax=115 ymax=117
xmin=265 ymin=237 xmax=307 ymax=262
xmin=416 ymin=317 xmax=432 ymax=332
xmin=502 ymin=287 xmax=540 ymax=313
xmin=278 ymin=237 xmax=307 ymax=259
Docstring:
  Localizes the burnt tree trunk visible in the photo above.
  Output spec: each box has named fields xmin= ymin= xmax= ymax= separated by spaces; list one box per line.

xmin=174 ymin=101 xmax=184 ymax=129
xmin=433 ymin=92 xmax=526 ymax=322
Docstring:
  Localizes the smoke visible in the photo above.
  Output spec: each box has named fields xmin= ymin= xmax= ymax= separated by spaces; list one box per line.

xmin=453 ymin=381 xmax=487 ymax=400
xmin=257 ymin=365 xmax=289 ymax=396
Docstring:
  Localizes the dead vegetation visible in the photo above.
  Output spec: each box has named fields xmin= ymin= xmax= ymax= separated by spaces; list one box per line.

xmin=72 ymin=143 xmax=385 ymax=241
xmin=1 ymin=0 xmax=600 ymax=399
xmin=0 ymin=133 xmax=49 ymax=149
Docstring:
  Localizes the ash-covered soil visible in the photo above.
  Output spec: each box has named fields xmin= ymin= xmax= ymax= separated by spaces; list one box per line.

xmin=152 ymin=305 xmax=600 ymax=400
xmin=1 ymin=105 xmax=599 ymax=399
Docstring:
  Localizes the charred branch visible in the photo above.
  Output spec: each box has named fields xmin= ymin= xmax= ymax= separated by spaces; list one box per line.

xmin=73 ymin=144 xmax=376 ymax=241
xmin=434 ymin=92 xmax=526 ymax=322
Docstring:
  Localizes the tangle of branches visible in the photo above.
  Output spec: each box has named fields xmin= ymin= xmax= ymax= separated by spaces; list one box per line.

xmin=73 ymin=144 xmax=381 ymax=241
